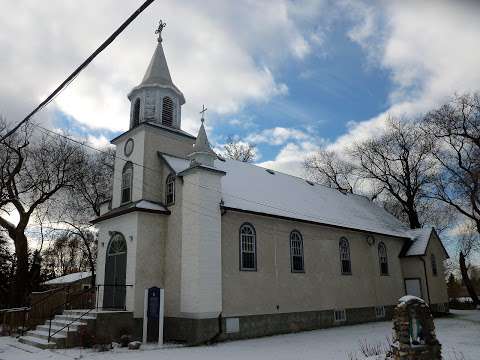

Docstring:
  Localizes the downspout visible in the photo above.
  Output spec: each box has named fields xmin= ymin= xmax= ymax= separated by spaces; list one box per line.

xmin=419 ymin=257 xmax=431 ymax=305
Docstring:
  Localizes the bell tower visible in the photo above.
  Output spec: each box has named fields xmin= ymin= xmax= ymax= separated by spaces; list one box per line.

xmin=127 ymin=20 xmax=185 ymax=130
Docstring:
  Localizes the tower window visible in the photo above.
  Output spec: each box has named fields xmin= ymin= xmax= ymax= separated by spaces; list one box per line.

xmin=132 ymin=99 xmax=140 ymax=127
xmin=165 ymin=174 xmax=175 ymax=205
xmin=162 ymin=96 xmax=174 ymax=127
xmin=121 ymin=162 xmax=133 ymax=204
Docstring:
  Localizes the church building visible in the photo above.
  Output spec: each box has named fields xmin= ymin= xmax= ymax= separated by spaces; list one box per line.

xmin=93 ymin=25 xmax=449 ymax=344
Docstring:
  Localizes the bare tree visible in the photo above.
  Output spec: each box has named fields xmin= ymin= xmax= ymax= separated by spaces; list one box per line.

xmin=424 ymin=93 xmax=480 ymax=233
xmin=223 ymin=136 xmax=257 ymax=163
xmin=42 ymin=231 xmax=94 ymax=279
xmin=0 ymin=120 xmax=84 ymax=305
xmin=57 ymin=148 xmax=114 ymax=286
xmin=351 ymin=117 xmax=437 ymax=229
xmin=456 ymin=221 xmax=480 ymax=306
xmin=304 ymin=150 xmax=356 ymax=193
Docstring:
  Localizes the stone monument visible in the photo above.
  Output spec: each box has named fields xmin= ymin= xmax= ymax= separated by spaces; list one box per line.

xmin=390 ymin=296 xmax=441 ymax=360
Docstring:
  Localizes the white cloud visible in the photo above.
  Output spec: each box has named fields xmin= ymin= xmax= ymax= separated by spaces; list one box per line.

xmin=327 ymin=0 xmax=480 ymax=153
xmin=246 ymin=127 xmax=310 ymax=146
xmin=258 ymin=141 xmax=322 ymax=177
xmin=0 ymin=0 xmax=321 ymax=134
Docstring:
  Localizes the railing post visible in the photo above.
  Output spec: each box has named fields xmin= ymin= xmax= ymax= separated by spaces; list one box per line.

xmin=96 ymin=285 xmax=99 ymax=311
xmin=21 ymin=308 xmax=26 ymax=336
xmin=48 ymin=317 xmax=52 ymax=343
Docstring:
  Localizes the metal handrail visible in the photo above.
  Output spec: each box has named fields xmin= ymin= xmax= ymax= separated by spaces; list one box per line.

xmin=46 ymin=283 xmax=134 ymax=343
xmin=95 ymin=284 xmax=134 ymax=311
xmin=48 ymin=307 xmax=95 ymax=342
xmin=43 ymin=286 xmax=95 ymax=341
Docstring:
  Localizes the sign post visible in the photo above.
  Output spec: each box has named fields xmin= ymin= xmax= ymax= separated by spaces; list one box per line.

xmin=143 ymin=287 xmax=164 ymax=346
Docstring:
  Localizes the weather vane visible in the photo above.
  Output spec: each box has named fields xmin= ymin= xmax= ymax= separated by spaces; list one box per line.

xmin=199 ymin=105 xmax=208 ymax=123
xmin=155 ymin=20 xmax=167 ymax=42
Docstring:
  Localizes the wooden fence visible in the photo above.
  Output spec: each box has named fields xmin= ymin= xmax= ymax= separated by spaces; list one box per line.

xmin=0 ymin=287 xmax=96 ymax=335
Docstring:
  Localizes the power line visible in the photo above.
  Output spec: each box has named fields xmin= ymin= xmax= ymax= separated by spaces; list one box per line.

xmin=0 ymin=0 xmax=157 ymax=142
xmin=32 ymin=123 xmax=395 ymax=235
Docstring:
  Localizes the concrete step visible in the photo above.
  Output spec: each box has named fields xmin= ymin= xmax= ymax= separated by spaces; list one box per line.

xmin=36 ymin=323 xmax=82 ymax=335
xmin=63 ymin=309 xmax=97 ymax=317
xmin=18 ymin=335 xmax=57 ymax=349
xmin=25 ymin=329 xmax=66 ymax=341
xmin=54 ymin=314 xmax=96 ymax=322
xmin=48 ymin=318 xmax=89 ymax=328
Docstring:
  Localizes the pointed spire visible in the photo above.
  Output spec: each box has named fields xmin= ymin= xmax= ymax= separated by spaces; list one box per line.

xmin=194 ymin=121 xmax=215 ymax=155
xmin=189 ymin=109 xmax=217 ymax=167
xmin=128 ymin=20 xmax=185 ymax=105
xmin=141 ymin=39 xmax=174 ymax=87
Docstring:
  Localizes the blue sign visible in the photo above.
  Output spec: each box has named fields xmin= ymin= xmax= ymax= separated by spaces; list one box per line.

xmin=147 ymin=287 xmax=160 ymax=319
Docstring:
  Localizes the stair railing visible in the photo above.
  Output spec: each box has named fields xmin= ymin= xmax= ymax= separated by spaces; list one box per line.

xmin=45 ymin=284 xmax=133 ymax=344
xmin=44 ymin=286 xmax=96 ymax=343
xmin=48 ymin=307 xmax=95 ymax=343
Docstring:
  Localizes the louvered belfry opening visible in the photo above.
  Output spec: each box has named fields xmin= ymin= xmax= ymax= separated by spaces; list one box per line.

xmin=162 ymin=96 xmax=174 ymax=126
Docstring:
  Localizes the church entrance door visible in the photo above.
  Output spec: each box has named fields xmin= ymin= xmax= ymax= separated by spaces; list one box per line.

xmin=103 ymin=233 xmax=127 ymax=309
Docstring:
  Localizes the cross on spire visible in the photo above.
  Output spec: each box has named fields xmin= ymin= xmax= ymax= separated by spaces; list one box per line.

xmin=155 ymin=20 xmax=167 ymax=42
xmin=199 ymin=105 xmax=208 ymax=123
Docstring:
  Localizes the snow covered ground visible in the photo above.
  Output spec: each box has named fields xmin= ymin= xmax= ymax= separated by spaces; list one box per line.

xmin=1 ymin=310 xmax=478 ymax=360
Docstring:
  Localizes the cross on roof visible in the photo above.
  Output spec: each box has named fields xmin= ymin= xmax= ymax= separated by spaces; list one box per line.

xmin=199 ymin=105 xmax=208 ymax=123
xmin=155 ymin=20 xmax=167 ymax=42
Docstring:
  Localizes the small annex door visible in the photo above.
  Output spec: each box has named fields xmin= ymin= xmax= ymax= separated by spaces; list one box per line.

xmin=103 ymin=232 xmax=127 ymax=309
xmin=404 ymin=278 xmax=423 ymax=299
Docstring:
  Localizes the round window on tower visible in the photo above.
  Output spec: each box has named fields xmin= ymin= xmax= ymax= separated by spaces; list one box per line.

xmin=124 ymin=138 xmax=134 ymax=157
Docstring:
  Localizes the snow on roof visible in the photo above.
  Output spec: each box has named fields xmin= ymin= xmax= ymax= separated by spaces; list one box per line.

xmin=162 ymin=154 xmax=192 ymax=174
xmin=399 ymin=295 xmax=425 ymax=304
xmin=136 ymin=200 xmax=167 ymax=211
xmin=160 ymin=154 xmax=411 ymax=238
xmin=43 ymin=272 xmax=91 ymax=286
xmin=403 ymin=228 xmax=433 ymax=256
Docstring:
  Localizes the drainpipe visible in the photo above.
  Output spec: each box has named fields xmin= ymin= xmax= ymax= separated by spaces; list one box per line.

xmin=419 ymin=257 xmax=431 ymax=305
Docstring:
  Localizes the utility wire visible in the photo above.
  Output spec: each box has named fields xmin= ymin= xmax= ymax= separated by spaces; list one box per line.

xmin=0 ymin=0 xmax=157 ymax=142
xmin=32 ymin=123 xmax=395 ymax=235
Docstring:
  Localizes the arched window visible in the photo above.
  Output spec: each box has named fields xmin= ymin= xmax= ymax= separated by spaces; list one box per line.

xmin=132 ymin=98 xmax=140 ymax=127
xmin=240 ymin=223 xmax=256 ymax=271
xmin=121 ymin=162 xmax=133 ymax=204
xmin=162 ymin=96 xmax=174 ymax=127
xmin=339 ymin=237 xmax=351 ymax=275
xmin=290 ymin=230 xmax=304 ymax=272
xmin=107 ymin=232 xmax=127 ymax=255
xmin=378 ymin=242 xmax=389 ymax=275
xmin=431 ymin=254 xmax=438 ymax=276
xmin=165 ymin=174 xmax=175 ymax=205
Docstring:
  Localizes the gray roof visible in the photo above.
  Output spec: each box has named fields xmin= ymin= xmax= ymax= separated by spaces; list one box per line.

xmin=160 ymin=154 xmax=414 ymax=239
xmin=131 ymin=41 xmax=185 ymax=104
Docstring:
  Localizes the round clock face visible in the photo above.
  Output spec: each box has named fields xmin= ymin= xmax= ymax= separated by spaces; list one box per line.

xmin=124 ymin=138 xmax=134 ymax=157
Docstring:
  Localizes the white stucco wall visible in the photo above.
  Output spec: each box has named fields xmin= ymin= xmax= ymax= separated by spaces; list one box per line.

xmin=180 ymin=168 xmax=223 ymax=319
xmin=221 ymin=211 xmax=407 ymax=317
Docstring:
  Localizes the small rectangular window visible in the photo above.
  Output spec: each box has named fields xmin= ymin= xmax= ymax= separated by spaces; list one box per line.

xmin=375 ymin=306 xmax=385 ymax=318
xmin=225 ymin=318 xmax=240 ymax=333
xmin=334 ymin=309 xmax=346 ymax=323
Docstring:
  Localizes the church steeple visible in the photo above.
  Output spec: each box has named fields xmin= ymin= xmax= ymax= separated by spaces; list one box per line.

xmin=189 ymin=107 xmax=217 ymax=167
xmin=127 ymin=21 xmax=185 ymax=130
